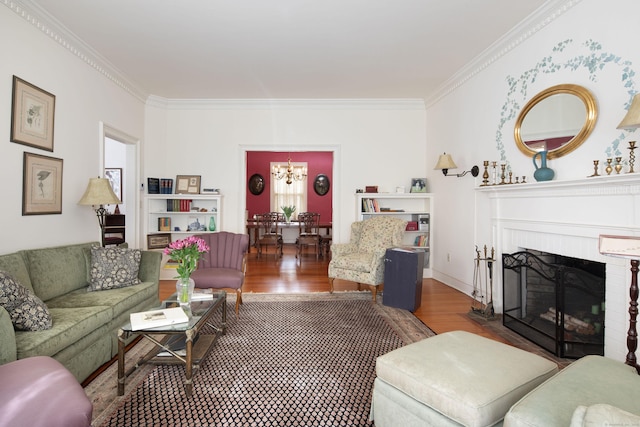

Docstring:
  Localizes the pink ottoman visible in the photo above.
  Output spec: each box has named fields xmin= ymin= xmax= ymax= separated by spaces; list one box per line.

xmin=0 ymin=356 xmax=92 ymax=427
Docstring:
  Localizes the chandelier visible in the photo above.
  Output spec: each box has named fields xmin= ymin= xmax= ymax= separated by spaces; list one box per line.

xmin=272 ymin=155 xmax=307 ymax=185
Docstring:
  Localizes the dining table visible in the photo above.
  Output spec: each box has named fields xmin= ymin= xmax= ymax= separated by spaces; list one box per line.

xmin=245 ymin=219 xmax=332 ymax=253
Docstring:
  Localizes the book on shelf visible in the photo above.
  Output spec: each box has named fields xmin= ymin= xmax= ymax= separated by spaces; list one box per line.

xmin=158 ymin=217 xmax=171 ymax=231
xmin=129 ymin=307 xmax=189 ymax=331
xmin=160 ymin=178 xmax=174 ymax=194
xmin=414 ymin=234 xmax=430 ymax=247
xmin=147 ymin=178 xmax=160 ymax=194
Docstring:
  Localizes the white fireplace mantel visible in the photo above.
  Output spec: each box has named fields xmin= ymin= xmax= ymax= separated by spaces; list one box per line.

xmin=475 ymin=174 xmax=640 ymax=360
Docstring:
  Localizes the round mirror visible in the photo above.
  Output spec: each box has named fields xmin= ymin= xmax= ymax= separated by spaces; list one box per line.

xmin=514 ymin=84 xmax=597 ymax=159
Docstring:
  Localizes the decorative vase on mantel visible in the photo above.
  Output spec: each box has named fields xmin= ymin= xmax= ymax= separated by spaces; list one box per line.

xmin=532 ymin=150 xmax=555 ymax=182
xmin=176 ymin=277 xmax=195 ymax=306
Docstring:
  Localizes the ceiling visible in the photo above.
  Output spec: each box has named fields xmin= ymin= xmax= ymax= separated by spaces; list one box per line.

xmin=26 ymin=0 xmax=551 ymax=100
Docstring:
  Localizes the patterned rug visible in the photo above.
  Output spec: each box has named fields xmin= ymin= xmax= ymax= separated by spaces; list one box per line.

xmin=87 ymin=292 xmax=435 ymax=427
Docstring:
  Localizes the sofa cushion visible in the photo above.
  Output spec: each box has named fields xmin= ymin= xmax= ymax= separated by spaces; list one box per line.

xmin=504 ymin=355 xmax=640 ymax=426
xmin=0 ymin=252 xmax=33 ymax=293
xmin=0 ymin=271 xmax=52 ymax=331
xmin=570 ymin=404 xmax=640 ymax=427
xmin=376 ymin=331 xmax=559 ymax=427
xmin=88 ymin=246 xmax=141 ymax=291
xmin=25 ymin=242 xmax=96 ymax=301
xmin=15 ymin=305 xmax=112 ymax=359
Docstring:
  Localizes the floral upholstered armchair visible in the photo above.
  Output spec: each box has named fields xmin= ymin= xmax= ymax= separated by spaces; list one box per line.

xmin=328 ymin=216 xmax=407 ymax=301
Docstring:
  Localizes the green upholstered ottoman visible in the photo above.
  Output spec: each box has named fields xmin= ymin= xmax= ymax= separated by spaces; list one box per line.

xmin=371 ymin=331 xmax=559 ymax=427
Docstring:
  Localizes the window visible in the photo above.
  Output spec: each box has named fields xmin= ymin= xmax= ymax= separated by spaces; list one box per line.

xmin=271 ymin=162 xmax=307 ymax=217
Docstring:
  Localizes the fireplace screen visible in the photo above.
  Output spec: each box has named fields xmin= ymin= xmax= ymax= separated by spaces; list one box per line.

xmin=502 ymin=250 xmax=605 ymax=358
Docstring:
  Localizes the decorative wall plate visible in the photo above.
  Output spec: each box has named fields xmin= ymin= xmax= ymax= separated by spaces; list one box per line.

xmin=313 ymin=174 xmax=330 ymax=196
xmin=248 ymin=173 xmax=265 ymax=195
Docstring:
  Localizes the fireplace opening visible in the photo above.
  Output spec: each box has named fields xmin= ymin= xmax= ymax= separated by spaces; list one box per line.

xmin=502 ymin=249 xmax=605 ymax=358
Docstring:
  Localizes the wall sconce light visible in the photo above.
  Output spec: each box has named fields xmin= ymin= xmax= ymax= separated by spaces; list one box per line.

xmin=434 ymin=153 xmax=479 ymax=177
xmin=78 ymin=177 xmax=121 ymax=229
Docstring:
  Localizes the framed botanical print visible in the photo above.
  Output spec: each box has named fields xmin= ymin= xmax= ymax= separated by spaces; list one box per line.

xmin=11 ymin=76 xmax=56 ymax=152
xmin=22 ymin=152 xmax=63 ymax=215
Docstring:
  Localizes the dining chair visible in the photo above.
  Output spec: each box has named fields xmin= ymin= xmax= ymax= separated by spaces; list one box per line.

xmin=296 ymin=212 xmax=322 ymax=260
xmin=256 ymin=212 xmax=283 ymax=259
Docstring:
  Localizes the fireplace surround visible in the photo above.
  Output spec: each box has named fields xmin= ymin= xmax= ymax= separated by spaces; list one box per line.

xmin=502 ymin=249 xmax=605 ymax=358
xmin=476 ymin=174 xmax=640 ymax=360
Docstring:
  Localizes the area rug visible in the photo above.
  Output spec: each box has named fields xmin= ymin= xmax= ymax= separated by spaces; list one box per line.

xmin=88 ymin=292 xmax=435 ymax=427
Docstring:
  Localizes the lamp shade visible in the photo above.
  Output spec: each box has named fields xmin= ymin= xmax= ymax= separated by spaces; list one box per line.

xmin=78 ymin=177 xmax=121 ymax=206
xmin=617 ymin=94 xmax=640 ymax=129
xmin=599 ymin=234 xmax=640 ymax=259
xmin=434 ymin=153 xmax=457 ymax=170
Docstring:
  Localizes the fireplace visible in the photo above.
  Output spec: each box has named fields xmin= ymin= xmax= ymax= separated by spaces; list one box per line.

xmin=502 ymin=249 xmax=605 ymax=358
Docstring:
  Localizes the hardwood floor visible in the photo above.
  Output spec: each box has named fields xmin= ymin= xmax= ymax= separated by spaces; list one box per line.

xmin=160 ymin=244 xmax=507 ymax=343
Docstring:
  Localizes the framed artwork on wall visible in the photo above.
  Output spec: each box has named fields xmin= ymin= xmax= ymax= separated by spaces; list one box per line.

xmin=105 ymin=168 xmax=122 ymax=201
xmin=248 ymin=173 xmax=265 ymax=195
xmin=175 ymin=175 xmax=201 ymax=194
xmin=11 ymin=76 xmax=56 ymax=152
xmin=314 ymin=174 xmax=330 ymax=196
xmin=22 ymin=152 xmax=63 ymax=215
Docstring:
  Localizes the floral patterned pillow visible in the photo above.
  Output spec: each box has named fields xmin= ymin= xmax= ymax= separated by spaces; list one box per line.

xmin=0 ymin=270 xmax=52 ymax=331
xmin=88 ymin=246 xmax=141 ymax=291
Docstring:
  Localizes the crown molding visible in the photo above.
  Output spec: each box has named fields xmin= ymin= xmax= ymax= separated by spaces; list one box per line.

xmin=4 ymin=0 xmax=149 ymax=102
xmin=146 ymin=96 xmax=426 ymax=110
xmin=424 ymin=0 xmax=582 ymax=108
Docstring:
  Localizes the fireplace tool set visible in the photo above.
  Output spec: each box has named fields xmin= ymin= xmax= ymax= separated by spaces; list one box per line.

xmin=471 ymin=245 xmax=495 ymax=319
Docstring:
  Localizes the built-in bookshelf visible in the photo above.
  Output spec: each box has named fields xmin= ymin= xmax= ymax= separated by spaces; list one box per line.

xmin=356 ymin=192 xmax=433 ymax=273
xmin=145 ymin=194 xmax=222 ymax=280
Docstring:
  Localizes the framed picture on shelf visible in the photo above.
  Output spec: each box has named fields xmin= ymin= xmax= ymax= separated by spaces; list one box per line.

xmin=147 ymin=233 xmax=171 ymax=249
xmin=410 ymin=178 xmax=427 ymax=193
xmin=175 ymin=175 xmax=201 ymax=194
xmin=105 ymin=167 xmax=122 ymax=201
xmin=11 ymin=76 xmax=56 ymax=152
xmin=22 ymin=152 xmax=63 ymax=215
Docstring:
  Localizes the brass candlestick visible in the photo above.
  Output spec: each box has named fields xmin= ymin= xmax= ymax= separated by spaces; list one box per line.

xmin=481 ymin=161 xmax=490 ymax=186
xmin=589 ymin=160 xmax=600 ymax=177
xmin=629 ymin=141 xmax=636 ymax=173
xmin=615 ymin=157 xmax=623 ymax=174
xmin=605 ymin=158 xmax=613 ymax=175
xmin=499 ymin=164 xmax=506 ymax=185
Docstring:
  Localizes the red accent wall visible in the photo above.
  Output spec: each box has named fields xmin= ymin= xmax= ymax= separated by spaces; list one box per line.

xmin=246 ymin=151 xmax=333 ymax=223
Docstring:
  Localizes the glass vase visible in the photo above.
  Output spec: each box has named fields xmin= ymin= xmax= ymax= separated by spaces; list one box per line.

xmin=176 ymin=277 xmax=195 ymax=306
xmin=208 ymin=216 xmax=216 ymax=231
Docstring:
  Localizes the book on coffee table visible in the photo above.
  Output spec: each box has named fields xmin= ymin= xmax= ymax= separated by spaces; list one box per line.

xmin=130 ymin=307 xmax=189 ymax=331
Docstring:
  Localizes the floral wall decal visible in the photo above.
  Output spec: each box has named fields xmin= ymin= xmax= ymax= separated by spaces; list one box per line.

xmin=496 ymin=39 xmax=637 ymax=170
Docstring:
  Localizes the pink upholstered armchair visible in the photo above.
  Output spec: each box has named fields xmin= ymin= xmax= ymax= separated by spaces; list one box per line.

xmin=190 ymin=232 xmax=249 ymax=315
xmin=328 ymin=216 xmax=407 ymax=301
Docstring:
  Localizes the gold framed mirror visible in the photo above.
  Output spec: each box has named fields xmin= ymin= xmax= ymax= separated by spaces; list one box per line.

xmin=514 ymin=84 xmax=597 ymax=159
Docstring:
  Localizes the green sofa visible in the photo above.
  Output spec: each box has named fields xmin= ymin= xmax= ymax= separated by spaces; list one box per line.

xmin=0 ymin=242 xmax=161 ymax=382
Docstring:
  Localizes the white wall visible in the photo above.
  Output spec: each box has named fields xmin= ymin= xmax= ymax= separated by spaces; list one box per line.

xmin=0 ymin=7 xmax=146 ymax=253
xmin=426 ymin=0 xmax=640 ymax=295
xmin=144 ymin=100 xmax=427 ymax=244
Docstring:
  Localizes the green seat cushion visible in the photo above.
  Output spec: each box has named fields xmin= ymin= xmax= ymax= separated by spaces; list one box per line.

xmin=15 ymin=305 xmax=112 ymax=359
xmin=376 ymin=331 xmax=558 ymax=427
xmin=505 ymin=355 xmax=640 ymax=426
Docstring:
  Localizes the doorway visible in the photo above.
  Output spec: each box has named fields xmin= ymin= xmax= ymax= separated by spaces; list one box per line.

xmin=101 ymin=123 xmax=141 ymax=248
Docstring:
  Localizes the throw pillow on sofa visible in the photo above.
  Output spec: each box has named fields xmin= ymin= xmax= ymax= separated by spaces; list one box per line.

xmin=88 ymin=246 xmax=141 ymax=291
xmin=0 ymin=270 xmax=52 ymax=331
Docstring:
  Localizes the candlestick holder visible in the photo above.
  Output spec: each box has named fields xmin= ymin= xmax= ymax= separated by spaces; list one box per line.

xmin=481 ymin=161 xmax=490 ymax=186
xmin=629 ymin=141 xmax=636 ymax=173
xmin=588 ymin=160 xmax=600 ymax=177
xmin=615 ymin=157 xmax=623 ymax=174
xmin=491 ymin=161 xmax=497 ymax=185
xmin=499 ymin=164 xmax=506 ymax=185
xmin=605 ymin=158 xmax=613 ymax=175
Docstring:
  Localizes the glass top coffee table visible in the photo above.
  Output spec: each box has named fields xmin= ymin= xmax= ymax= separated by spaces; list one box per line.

xmin=117 ymin=291 xmax=226 ymax=397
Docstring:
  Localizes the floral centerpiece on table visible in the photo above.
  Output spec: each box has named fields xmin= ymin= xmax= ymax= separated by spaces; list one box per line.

xmin=281 ymin=205 xmax=296 ymax=222
xmin=164 ymin=236 xmax=210 ymax=303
